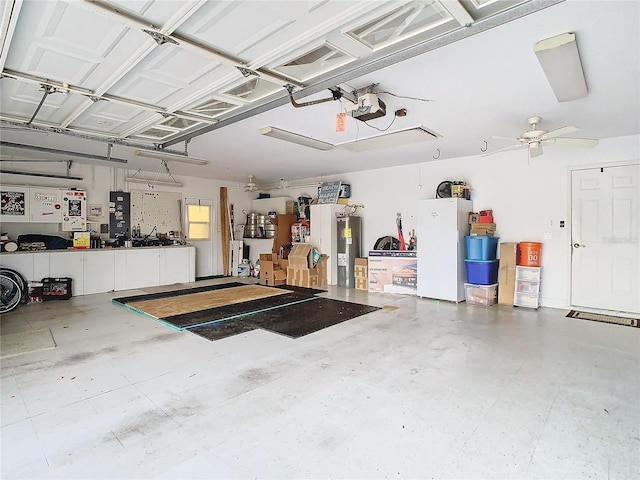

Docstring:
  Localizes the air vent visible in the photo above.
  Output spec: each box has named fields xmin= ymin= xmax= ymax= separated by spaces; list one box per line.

xmin=337 ymin=126 xmax=441 ymax=153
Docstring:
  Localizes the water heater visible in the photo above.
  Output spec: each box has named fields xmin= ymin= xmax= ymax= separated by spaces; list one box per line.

xmin=336 ymin=216 xmax=362 ymax=288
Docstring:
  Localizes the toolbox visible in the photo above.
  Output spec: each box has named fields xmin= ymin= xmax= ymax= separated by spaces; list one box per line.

xmin=42 ymin=277 xmax=72 ymax=300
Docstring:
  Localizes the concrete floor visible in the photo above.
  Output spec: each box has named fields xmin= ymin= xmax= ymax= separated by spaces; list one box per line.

xmin=1 ymin=278 xmax=639 ymax=479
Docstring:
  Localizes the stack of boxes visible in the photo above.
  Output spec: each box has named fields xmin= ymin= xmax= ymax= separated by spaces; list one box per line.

xmin=259 ymin=253 xmax=288 ymax=286
xmin=498 ymin=242 xmax=543 ymax=308
xmin=354 ymin=258 xmax=368 ymax=291
xmin=286 ymin=243 xmax=328 ymax=288
xmin=464 ymin=235 xmax=500 ymax=305
xmin=514 ymin=242 xmax=542 ymax=308
xmin=469 ymin=209 xmax=496 ymax=236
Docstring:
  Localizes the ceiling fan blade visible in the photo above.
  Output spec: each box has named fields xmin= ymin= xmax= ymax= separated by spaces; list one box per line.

xmin=491 ymin=135 xmax=521 ymax=143
xmin=540 ymin=125 xmax=579 ymax=140
xmin=529 ymin=145 xmax=544 ymax=157
xmin=482 ymin=143 xmax=526 ymax=157
xmin=545 ymin=137 xmax=599 ymax=148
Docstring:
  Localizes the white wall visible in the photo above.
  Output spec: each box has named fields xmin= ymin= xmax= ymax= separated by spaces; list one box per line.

xmin=286 ymin=134 xmax=639 ymax=310
xmin=0 ymin=164 xmax=254 ymax=277
xmin=2 ymin=134 xmax=638 ymax=308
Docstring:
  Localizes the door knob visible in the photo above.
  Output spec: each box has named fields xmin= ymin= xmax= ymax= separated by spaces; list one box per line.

xmin=573 ymin=243 xmax=584 ymax=248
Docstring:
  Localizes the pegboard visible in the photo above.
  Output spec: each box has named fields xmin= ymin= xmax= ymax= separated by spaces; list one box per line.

xmin=130 ymin=190 xmax=182 ymax=237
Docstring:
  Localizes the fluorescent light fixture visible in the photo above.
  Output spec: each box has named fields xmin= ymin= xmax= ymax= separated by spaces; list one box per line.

xmin=534 ymin=32 xmax=588 ymax=102
xmin=337 ymin=126 xmax=441 ymax=153
xmin=0 ymin=141 xmax=127 ymax=164
xmin=133 ymin=150 xmax=208 ymax=165
xmin=260 ymin=126 xmax=334 ymax=151
xmin=0 ymin=169 xmax=83 ymax=180
xmin=125 ymin=176 xmax=183 ymax=187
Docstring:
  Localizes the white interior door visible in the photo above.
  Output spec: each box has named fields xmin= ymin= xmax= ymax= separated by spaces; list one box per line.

xmin=570 ymin=164 xmax=639 ymax=314
xmin=185 ymin=198 xmax=215 ymax=279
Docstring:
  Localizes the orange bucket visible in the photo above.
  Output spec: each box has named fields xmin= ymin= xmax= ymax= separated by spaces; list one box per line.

xmin=517 ymin=242 xmax=542 ymax=267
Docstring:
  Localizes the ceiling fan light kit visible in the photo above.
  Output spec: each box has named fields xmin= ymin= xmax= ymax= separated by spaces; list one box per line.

xmin=488 ymin=116 xmax=598 ymax=158
xmin=534 ymin=32 xmax=588 ymax=102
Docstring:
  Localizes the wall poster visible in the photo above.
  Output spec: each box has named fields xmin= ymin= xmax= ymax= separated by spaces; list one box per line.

xmin=0 ymin=186 xmax=30 ymax=223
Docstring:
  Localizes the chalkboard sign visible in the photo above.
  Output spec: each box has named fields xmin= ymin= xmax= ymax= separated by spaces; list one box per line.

xmin=318 ymin=181 xmax=341 ymax=204
xmin=109 ymin=191 xmax=130 ymax=238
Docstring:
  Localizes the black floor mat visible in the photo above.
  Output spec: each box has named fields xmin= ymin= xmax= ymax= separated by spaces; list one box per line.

xmin=112 ymin=282 xmax=246 ymax=305
xmin=236 ymin=297 xmax=380 ymax=339
xmin=161 ymin=292 xmax=316 ymax=329
xmin=566 ymin=310 xmax=639 ymax=328
xmin=190 ymin=320 xmax=258 ymax=341
xmin=275 ymin=285 xmax=327 ymax=295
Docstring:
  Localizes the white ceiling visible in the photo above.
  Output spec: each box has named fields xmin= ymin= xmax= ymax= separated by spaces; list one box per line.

xmin=1 ymin=0 xmax=639 ymax=187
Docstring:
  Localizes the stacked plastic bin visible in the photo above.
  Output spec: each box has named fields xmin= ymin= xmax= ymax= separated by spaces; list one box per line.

xmin=464 ymin=236 xmax=499 ymax=305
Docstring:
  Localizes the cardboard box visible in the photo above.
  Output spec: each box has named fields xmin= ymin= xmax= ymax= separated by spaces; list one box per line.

xmin=497 ymin=243 xmax=517 ymax=305
xmin=271 ymin=213 xmax=296 ymax=255
xmin=498 ymin=267 xmax=515 ymax=305
xmin=470 ymin=223 xmax=496 ymax=236
xmin=499 ymin=243 xmax=518 ymax=268
xmin=367 ymin=251 xmax=417 ymax=295
xmin=354 ymin=258 xmax=368 ymax=278
xmin=286 ymin=254 xmax=328 ymax=287
xmin=73 ymin=231 xmax=90 ymax=248
xmin=288 ymin=243 xmax=313 ymax=269
xmin=286 ymin=267 xmax=319 ymax=287
xmin=355 ymin=277 xmax=368 ymax=291
xmin=259 ymin=253 xmax=287 ymax=286
xmin=316 ymin=255 xmax=328 ymax=286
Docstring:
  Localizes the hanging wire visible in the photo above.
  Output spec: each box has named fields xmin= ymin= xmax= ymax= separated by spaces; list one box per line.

xmin=363 ymin=113 xmax=397 ymax=132
xmin=378 ymin=91 xmax=434 ymax=102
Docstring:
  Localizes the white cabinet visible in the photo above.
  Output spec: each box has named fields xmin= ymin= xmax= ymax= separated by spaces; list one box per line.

xmin=0 ymin=252 xmax=35 ymax=279
xmin=117 ymin=248 xmax=161 ymax=290
xmin=159 ymin=246 xmax=195 ymax=284
xmin=417 ymin=198 xmax=473 ymax=302
xmin=84 ymin=250 xmax=115 ymax=295
xmin=49 ymin=251 xmax=86 ymax=296
xmin=1 ymin=246 xmax=195 ymax=295
xmin=309 ymin=204 xmax=343 ymax=285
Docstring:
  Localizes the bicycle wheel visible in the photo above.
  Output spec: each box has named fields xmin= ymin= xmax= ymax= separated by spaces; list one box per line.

xmin=0 ymin=273 xmax=22 ymax=314
xmin=0 ymin=268 xmax=27 ymax=304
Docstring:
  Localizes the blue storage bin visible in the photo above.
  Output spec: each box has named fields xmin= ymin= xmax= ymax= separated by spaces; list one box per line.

xmin=465 ymin=236 xmax=500 ymax=260
xmin=465 ymin=259 xmax=499 ymax=285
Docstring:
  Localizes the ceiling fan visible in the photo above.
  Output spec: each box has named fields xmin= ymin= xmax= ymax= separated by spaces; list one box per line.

xmin=488 ymin=116 xmax=599 ymax=158
xmin=243 ymin=175 xmax=260 ymax=192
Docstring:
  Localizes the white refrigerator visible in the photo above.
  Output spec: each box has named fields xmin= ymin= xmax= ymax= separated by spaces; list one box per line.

xmin=417 ymin=198 xmax=472 ymax=302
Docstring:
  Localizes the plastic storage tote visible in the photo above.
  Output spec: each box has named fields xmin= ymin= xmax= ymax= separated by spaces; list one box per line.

xmin=464 ymin=259 xmax=499 ymax=285
xmin=465 ymin=236 xmax=499 ymax=260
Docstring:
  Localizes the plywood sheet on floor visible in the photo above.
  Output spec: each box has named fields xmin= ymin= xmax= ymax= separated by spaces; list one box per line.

xmin=126 ymin=285 xmax=289 ymax=318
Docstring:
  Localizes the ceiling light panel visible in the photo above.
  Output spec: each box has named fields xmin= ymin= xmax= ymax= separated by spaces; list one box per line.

xmin=347 ymin=1 xmax=454 ymax=51
xmin=272 ymin=43 xmax=355 ymax=82
xmin=337 ymin=126 xmax=441 ymax=153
